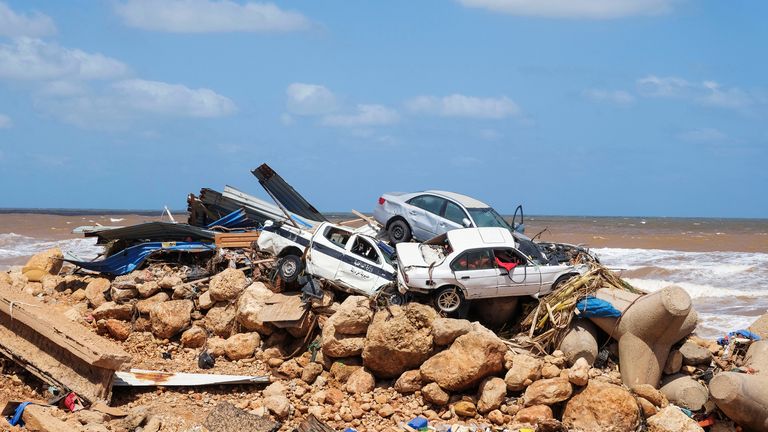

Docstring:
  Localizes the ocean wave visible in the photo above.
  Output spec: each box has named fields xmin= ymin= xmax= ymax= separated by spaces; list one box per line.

xmin=623 ymin=278 xmax=765 ymax=299
xmin=694 ymin=312 xmax=756 ymax=339
xmin=0 ymin=233 xmax=102 ymax=266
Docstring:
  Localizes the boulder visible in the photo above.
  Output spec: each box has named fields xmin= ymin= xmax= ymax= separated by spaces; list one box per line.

xmin=422 ymin=382 xmax=449 ymax=406
xmin=150 ymin=300 xmax=193 ymax=339
xmin=158 ymin=275 xmax=183 ymax=289
xmin=362 ymin=303 xmax=436 ymax=378
xmin=568 ymin=357 xmax=590 ymax=386
xmin=92 ymin=301 xmax=134 ymax=321
xmin=646 ymin=406 xmax=704 ymax=432
xmin=431 ymin=317 xmax=472 ymax=346
xmin=180 ymin=326 xmax=207 ymax=348
xmin=523 ymin=377 xmax=573 ymax=406
xmin=562 ymin=381 xmax=640 ymax=432
xmin=333 ymin=296 xmax=373 ymax=335
xmin=505 ymin=353 xmax=543 ymax=391
xmin=136 ymin=292 xmax=170 ymax=314
xmin=420 ymin=331 xmax=506 ymax=391
xmin=477 ymin=377 xmax=507 ymax=414
xmin=137 ymin=281 xmax=160 ymax=298
xmin=631 ymin=384 xmax=668 ymax=408
xmin=345 ymin=368 xmax=375 ymax=394
xmin=208 ymin=268 xmax=248 ymax=302
xmin=301 ymin=362 xmax=323 ymax=384
xmin=394 ymin=370 xmax=423 ymax=394
xmin=514 ymin=405 xmax=553 ymax=424
xmin=103 ymin=319 xmax=131 ymax=341
xmin=236 ymin=282 xmax=275 ymax=335
xmin=322 ymin=315 xmax=366 ymax=358
xmin=22 ymin=248 xmax=63 ymax=282
xmin=679 ymin=341 xmax=711 ymax=366
xmin=224 ymin=333 xmax=260 ymax=360
xmin=205 ymin=303 xmax=237 ymax=338
xmin=659 ymin=374 xmax=708 ymax=411
xmin=85 ymin=278 xmax=111 ymax=307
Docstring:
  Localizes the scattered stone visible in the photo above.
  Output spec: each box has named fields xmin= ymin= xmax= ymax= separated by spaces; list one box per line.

xmin=277 ymin=359 xmax=302 ymax=379
xmin=172 ymin=284 xmax=197 ymax=300
xmin=137 ymin=280 xmax=160 ymax=298
xmin=92 ymin=301 xmax=134 ymax=321
xmin=197 ymin=290 xmax=215 ymax=310
xmin=301 ymin=362 xmax=324 ymax=384
xmin=136 ymin=292 xmax=170 ymax=314
xmin=264 ymin=395 xmax=291 ymax=419
xmin=181 ymin=325 xmax=207 ymax=348
xmin=23 ymin=282 xmax=44 ymax=296
xmin=158 ymin=275 xmax=183 ymax=289
xmin=224 ymin=333 xmax=260 ymax=360
xmin=453 ymin=400 xmax=477 ymax=417
xmin=505 ymin=353 xmax=543 ymax=391
xmin=378 ymin=404 xmax=395 ymax=417
xmin=632 ymin=384 xmax=669 ymax=408
xmin=362 ymin=303 xmax=436 ymax=378
xmin=104 ymin=319 xmax=132 ymax=341
xmin=203 ymin=401 xmax=280 ymax=432
xmin=646 ymin=405 xmax=704 ymax=432
xmin=330 ymin=361 xmax=361 ymax=383
xmin=523 ymin=377 xmax=573 ymax=406
xmin=207 ymin=336 xmax=227 ymax=357
xmin=236 ymin=282 xmax=275 ymax=334
xmin=205 ymin=303 xmax=238 ymax=337
xmin=41 ymin=274 xmax=65 ymax=292
xmin=110 ymin=285 xmax=138 ymax=303
xmin=150 ymin=300 xmax=193 ymax=339
xmin=85 ymin=278 xmax=111 ymax=307
xmin=431 ymin=317 xmax=472 ymax=346
xmin=22 ymin=247 xmax=63 ymax=282
xmin=637 ymin=397 xmax=658 ymax=417
xmin=394 ymin=370 xmax=423 ymax=394
xmin=477 ymin=377 xmax=506 ymax=414
xmin=541 ymin=363 xmax=561 ymax=379
xmin=422 ymin=382 xmax=450 ymax=406
xmin=664 ymin=349 xmax=683 ymax=374
xmin=420 ymin=330 xmax=506 ymax=391
xmin=322 ymin=315 xmax=366 ymax=358
xmin=679 ymin=342 xmax=711 ymax=366
xmin=345 ymin=368 xmax=375 ymax=394
xmin=515 ymin=405 xmax=553 ymax=424
xmin=568 ymin=357 xmax=590 ymax=386
xmin=562 ymin=381 xmax=640 ymax=432
xmin=209 ymin=268 xmax=248 ymax=301
xmin=333 ymin=296 xmax=373 ymax=335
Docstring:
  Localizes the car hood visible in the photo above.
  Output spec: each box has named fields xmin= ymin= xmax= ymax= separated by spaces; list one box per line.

xmin=395 ymin=242 xmax=429 ymax=267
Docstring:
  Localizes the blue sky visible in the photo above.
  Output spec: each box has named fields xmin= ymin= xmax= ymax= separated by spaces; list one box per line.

xmin=0 ymin=0 xmax=765 ymax=217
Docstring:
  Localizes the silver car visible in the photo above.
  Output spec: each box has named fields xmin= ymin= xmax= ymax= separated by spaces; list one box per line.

xmin=373 ymin=190 xmax=512 ymax=244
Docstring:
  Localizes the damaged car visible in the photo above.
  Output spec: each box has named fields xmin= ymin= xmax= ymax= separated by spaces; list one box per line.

xmin=395 ymin=227 xmax=590 ymax=314
xmin=256 ymin=220 xmax=399 ymax=299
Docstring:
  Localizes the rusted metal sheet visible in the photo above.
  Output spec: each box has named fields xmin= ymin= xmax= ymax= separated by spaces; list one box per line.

xmin=113 ymin=369 xmax=269 ymax=387
xmin=251 ymin=164 xmax=328 ymax=223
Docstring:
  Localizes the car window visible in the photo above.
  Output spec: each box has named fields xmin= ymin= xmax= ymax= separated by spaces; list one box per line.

xmin=408 ymin=195 xmax=445 ymax=215
xmin=324 ymin=226 xmax=352 ymax=248
xmin=350 ymin=237 xmax=380 ymax=263
xmin=467 ymin=207 xmax=510 ymax=228
xmin=443 ymin=201 xmax=468 ymax=225
xmin=493 ymin=248 xmax=527 ymax=271
xmin=450 ymin=249 xmax=495 ymax=271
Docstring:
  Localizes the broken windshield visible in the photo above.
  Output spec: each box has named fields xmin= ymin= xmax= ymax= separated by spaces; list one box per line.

xmin=468 ymin=208 xmax=510 ymax=229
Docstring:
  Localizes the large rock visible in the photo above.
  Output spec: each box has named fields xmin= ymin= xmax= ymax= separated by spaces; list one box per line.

xmin=749 ymin=313 xmax=768 ymax=340
xmin=523 ymin=377 xmax=573 ymax=406
xmin=85 ymin=278 xmax=111 ymax=307
xmin=224 ymin=333 xmax=260 ymax=360
xmin=345 ymin=368 xmax=375 ymax=394
xmin=205 ymin=303 xmax=237 ymax=338
xmin=477 ymin=377 xmax=507 ymax=414
xmin=333 ymin=296 xmax=373 ymax=335
xmin=180 ymin=326 xmax=207 ymax=348
xmin=236 ymin=282 xmax=275 ymax=335
xmin=137 ymin=281 xmax=160 ymax=298
xmin=422 ymin=382 xmax=449 ymax=406
xmin=362 ymin=303 xmax=436 ymax=378
xmin=394 ymin=370 xmax=423 ymax=394
xmin=505 ymin=353 xmax=543 ymax=391
xmin=150 ymin=300 xmax=193 ymax=339
xmin=515 ymin=405 xmax=554 ymax=424
xmin=562 ymin=381 xmax=640 ymax=432
xmin=659 ymin=374 xmax=708 ymax=411
xmin=22 ymin=248 xmax=63 ymax=282
xmin=420 ymin=330 xmax=507 ymax=391
xmin=646 ymin=406 xmax=704 ymax=432
xmin=431 ymin=317 xmax=472 ymax=346
xmin=208 ymin=268 xmax=248 ymax=302
xmin=322 ymin=315 xmax=366 ymax=358
xmin=92 ymin=301 xmax=134 ymax=321
xmin=136 ymin=292 xmax=170 ymax=314
xmin=679 ymin=341 xmax=711 ymax=366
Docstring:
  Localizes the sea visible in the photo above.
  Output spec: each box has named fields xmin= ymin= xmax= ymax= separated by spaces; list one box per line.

xmin=1 ymin=211 xmax=766 ymax=340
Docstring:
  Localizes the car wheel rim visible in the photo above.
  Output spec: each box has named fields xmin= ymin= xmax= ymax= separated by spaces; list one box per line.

xmin=392 ymin=226 xmax=403 ymax=240
xmin=437 ymin=290 xmax=460 ymax=312
xmin=282 ymin=260 xmax=297 ymax=277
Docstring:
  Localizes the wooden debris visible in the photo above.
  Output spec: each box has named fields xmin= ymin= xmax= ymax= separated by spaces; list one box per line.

xmin=294 ymin=414 xmax=335 ymax=432
xmin=215 ymin=231 xmax=261 ymax=249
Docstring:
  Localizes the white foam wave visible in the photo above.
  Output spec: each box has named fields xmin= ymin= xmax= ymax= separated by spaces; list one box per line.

xmin=0 ymin=233 xmax=102 ymax=265
xmin=694 ymin=313 xmax=756 ymax=339
xmin=623 ymin=278 xmax=764 ymax=299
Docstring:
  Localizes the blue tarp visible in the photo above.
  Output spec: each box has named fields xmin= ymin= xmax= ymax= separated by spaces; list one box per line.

xmin=717 ymin=329 xmax=762 ymax=345
xmin=575 ymin=296 xmax=622 ymax=318
xmin=206 ymin=208 xmax=254 ymax=230
xmin=64 ymin=241 xmax=216 ymax=276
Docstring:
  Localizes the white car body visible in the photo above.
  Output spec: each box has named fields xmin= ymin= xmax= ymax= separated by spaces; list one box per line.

xmin=395 ymin=228 xmax=589 ymax=302
xmin=257 ymin=221 xmax=396 ymax=297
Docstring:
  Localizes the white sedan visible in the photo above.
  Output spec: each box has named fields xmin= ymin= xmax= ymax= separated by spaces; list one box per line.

xmin=395 ymin=227 xmax=589 ymax=314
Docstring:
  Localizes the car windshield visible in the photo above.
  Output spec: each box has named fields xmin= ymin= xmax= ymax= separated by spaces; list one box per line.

xmin=467 ymin=208 xmax=510 ymax=229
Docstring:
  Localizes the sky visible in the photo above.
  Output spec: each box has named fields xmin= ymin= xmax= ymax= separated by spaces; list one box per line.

xmin=0 ymin=0 xmax=766 ymax=218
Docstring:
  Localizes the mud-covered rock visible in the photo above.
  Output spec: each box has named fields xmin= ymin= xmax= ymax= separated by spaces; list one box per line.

xmin=205 ymin=303 xmax=237 ymax=338
xmin=333 ymin=296 xmax=373 ymax=335
xmin=208 ymin=268 xmax=248 ymax=302
xmin=505 ymin=353 xmax=543 ymax=391
xmin=562 ymin=381 xmax=640 ymax=432
xmin=420 ymin=330 xmax=506 ymax=391
xmin=150 ymin=300 xmax=193 ymax=339
xmin=432 ymin=317 xmax=472 ymax=346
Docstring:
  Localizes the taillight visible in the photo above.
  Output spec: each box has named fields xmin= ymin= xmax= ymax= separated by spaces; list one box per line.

xmin=378 ymin=197 xmax=386 ymax=205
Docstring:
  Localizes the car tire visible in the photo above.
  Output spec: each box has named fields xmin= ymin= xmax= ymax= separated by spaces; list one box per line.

xmin=388 ymin=219 xmax=412 ymax=244
xmin=553 ymin=273 xmax=578 ymax=290
xmin=433 ymin=286 xmax=465 ymax=314
xmin=277 ymin=254 xmax=303 ymax=283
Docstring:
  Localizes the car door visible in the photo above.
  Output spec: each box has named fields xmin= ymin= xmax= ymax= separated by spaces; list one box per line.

xmin=306 ymin=225 xmax=350 ymax=280
xmin=335 ymin=234 xmax=382 ymax=295
xmin=494 ymin=248 xmax=541 ymax=296
xmin=450 ymin=248 xmax=498 ymax=299
xmin=438 ymin=200 xmax=469 ymax=235
xmin=405 ymin=195 xmax=446 ymax=240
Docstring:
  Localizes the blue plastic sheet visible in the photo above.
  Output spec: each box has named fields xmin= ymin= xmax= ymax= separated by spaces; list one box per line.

xmin=717 ymin=329 xmax=762 ymax=345
xmin=64 ymin=242 xmax=216 ymax=276
xmin=206 ymin=208 xmax=255 ymax=230
xmin=7 ymin=402 xmax=31 ymax=427
xmin=575 ymin=296 xmax=622 ymax=318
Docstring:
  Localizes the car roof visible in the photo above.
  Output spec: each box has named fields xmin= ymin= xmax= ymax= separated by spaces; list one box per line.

xmin=423 ymin=190 xmax=490 ymax=208
xmin=446 ymin=227 xmax=515 ymax=248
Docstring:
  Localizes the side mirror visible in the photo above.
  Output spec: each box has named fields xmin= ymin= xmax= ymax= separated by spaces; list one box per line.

xmin=462 ymin=218 xmax=472 ymax=228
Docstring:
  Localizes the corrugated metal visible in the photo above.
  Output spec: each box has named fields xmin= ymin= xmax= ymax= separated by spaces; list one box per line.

xmin=88 ymin=222 xmax=216 ymax=244
xmin=114 ymin=369 xmax=269 ymax=386
xmin=251 ymin=164 xmax=328 ymax=222
xmin=64 ymin=241 xmax=216 ymax=275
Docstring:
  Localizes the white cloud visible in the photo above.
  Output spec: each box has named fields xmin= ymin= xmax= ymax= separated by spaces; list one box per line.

xmin=406 ymin=94 xmax=520 ymax=119
xmin=457 ymin=0 xmax=675 ymax=19
xmin=115 ymin=0 xmax=310 ymax=33
xmin=0 ymin=2 xmax=56 ymax=37
xmin=479 ymin=129 xmax=502 ymax=140
xmin=677 ymin=128 xmax=729 ymax=143
xmin=636 ymin=75 xmax=691 ymax=97
xmin=637 ymin=75 xmax=758 ymax=111
xmin=321 ymin=104 xmax=399 ymax=127
xmin=0 ymin=38 xmax=129 ymax=81
xmin=286 ymin=83 xmax=337 ymax=115
xmin=112 ymin=79 xmax=237 ymax=118
xmin=697 ymin=81 xmax=753 ymax=110
xmin=0 ymin=113 xmax=11 ymax=128
xmin=582 ymin=88 xmax=635 ymax=106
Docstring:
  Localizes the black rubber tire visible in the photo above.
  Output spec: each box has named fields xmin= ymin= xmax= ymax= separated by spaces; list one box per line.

xmin=277 ymin=254 xmax=303 ymax=283
xmin=553 ymin=273 xmax=578 ymax=290
xmin=387 ymin=219 xmax=412 ymax=244
xmin=433 ymin=286 xmax=466 ymax=315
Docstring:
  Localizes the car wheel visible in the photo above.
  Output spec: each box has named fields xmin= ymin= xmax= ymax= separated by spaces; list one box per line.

xmin=433 ymin=286 xmax=465 ymax=314
xmin=277 ymin=254 xmax=303 ymax=283
xmin=388 ymin=219 xmax=412 ymax=244
xmin=553 ymin=273 xmax=578 ymax=290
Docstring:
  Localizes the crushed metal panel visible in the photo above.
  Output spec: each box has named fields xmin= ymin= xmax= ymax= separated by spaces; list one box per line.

xmin=88 ymin=221 xmax=216 ymax=244
xmin=251 ymin=164 xmax=328 ymax=223
xmin=223 ymin=186 xmax=317 ymax=228
xmin=113 ymin=369 xmax=269 ymax=387
xmin=257 ymin=293 xmax=307 ymax=324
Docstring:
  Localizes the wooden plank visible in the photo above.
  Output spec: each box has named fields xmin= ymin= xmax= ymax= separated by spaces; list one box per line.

xmin=215 ymin=232 xmax=261 ymax=249
xmin=294 ymin=415 xmax=335 ymax=432
xmin=257 ymin=293 xmax=306 ymax=323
